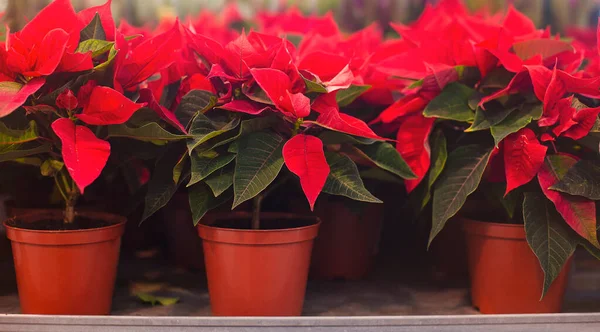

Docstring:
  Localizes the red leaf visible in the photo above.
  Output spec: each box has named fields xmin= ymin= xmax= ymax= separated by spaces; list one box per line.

xmin=57 ymin=51 xmax=94 ymax=73
xmin=77 ymin=80 xmax=98 ymax=107
xmin=77 ymin=0 xmax=115 ymax=41
xmin=543 ymin=67 xmax=566 ymax=117
xmin=372 ymin=94 xmax=428 ymax=124
xmin=52 ymin=118 xmax=111 ymax=194
xmin=512 ymin=39 xmax=574 ymax=61
xmin=250 ymin=68 xmax=310 ymax=118
xmin=17 ymin=0 xmax=81 ymax=51
xmin=538 ymin=155 xmax=599 ymax=247
xmin=283 ymin=134 xmax=330 ymax=210
xmin=312 ymin=92 xmax=384 ymax=140
xmin=76 ymin=86 xmax=145 ymax=125
xmin=396 ymin=114 xmax=435 ymax=193
xmin=557 ymin=105 xmax=600 ymax=140
xmin=138 ymin=88 xmax=186 ymax=133
xmin=26 ymin=28 xmax=70 ymax=77
xmin=56 ymin=89 xmax=78 ymax=111
xmin=0 ymin=78 xmax=46 ymax=118
xmin=220 ymin=100 xmax=269 ymax=115
xmin=502 ymin=5 xmax=537 ymax=37
xmin=503 ymin=128 xmax=547 ymax=195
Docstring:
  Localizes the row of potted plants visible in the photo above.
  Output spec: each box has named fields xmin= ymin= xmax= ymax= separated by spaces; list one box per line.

xmin=0 ymin=0 xmax=599 ymax=316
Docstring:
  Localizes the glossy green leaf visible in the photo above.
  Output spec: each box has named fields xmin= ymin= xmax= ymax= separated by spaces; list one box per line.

xmin=76 ymin=39 xmax=113 ymax=57
xmin=423 ymin=83 xmax=475 ymax=122
xmin=318 ymin=131 xmax=376 ymax=145
xmin=336 ymin=85 xmax=371 ymax=107
xmin=94 ymin=45 xmax=118 ymax=70
xmin=205 ymin=166 xmax=234 ymax=197
xmin=0 ymin=121 xmax=38 ymax=145
xmin=466 ymin=105 xmax=518 ymax=132
xmin=175 ymin=90 xmax=217 ymax=129
xmin=322 ymin=153 xmax=382 ymax=203
xmin=490 ymin=103 xmax=543 ymax=146
xmin=189 ymin=183 xmax=232 ymax=225
xmin=40 ymin=159 xmax=64 ymax=177
xmin=232 ymin=131 xmax=285 ymax=208
xmin=141 ymin=148 xmax=184 ymax=222
xmin=188 ymin=152 xmax=236 ymax=187
xmin=410 ymin=129 xmax=447 ymax=213
xmin=523 ymin=192 xmax=578 ymax=298
xmin=303 ymin=77 xmax=328 ymax=93
xmin=80 ymin=13 xmax=106 ymax=42
xmin=355 ymin=142 xmax=416 ymax=179
xmin=429 ymin=144 xmax=493 ymax=246
xmin=550 ymin=160 xmax=600 ymax=200
xmin=186 ymin=114 xmax=240 ymax=153
xmin=212 ymin=116 xmax=279 ymax=149
xmin=0 ymin=144 xmax=51 ymax=162
xmin=108 ymin=122 xmax=190 ymax=144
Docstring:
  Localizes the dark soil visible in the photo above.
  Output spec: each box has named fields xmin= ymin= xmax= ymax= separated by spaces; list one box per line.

xmin=213 ymin=217 xmax=316 ymax=230
xmin=7 ymin=217 xmax=114 ymax=231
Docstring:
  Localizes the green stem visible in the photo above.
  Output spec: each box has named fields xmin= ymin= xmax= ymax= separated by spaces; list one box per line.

xmin=251 ymin=194 xmax=263 ymax=230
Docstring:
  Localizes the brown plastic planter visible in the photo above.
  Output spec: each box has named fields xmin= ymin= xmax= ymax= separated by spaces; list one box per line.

xmin=198 ymin=212 xmax=320 ymax=316
xmin=462 ymin=219 xmax=572 ymax=314
xmin=4 ymin=210 xmax=126 ymax=315
xmin=310 ymin=200 xmax=383 ymax=280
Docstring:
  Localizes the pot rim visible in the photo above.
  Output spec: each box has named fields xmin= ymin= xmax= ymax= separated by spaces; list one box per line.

xmin=460 ymin=218 xmax=525 ymax=240
xmin=4 ymin=210 xmax=127 ymax=245
xmin=197 ymin=211 xmax=321 ymax=245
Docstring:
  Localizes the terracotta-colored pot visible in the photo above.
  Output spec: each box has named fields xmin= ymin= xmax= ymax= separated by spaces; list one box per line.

xmin=163 ymin=193 xmax=204 ymax=271
xmin=310 ymin=200 xmax=383 ymax=280
xmin=4 ymin=210 xmax=126 ymax=315
xmin=198 ymin=212 xmax=320 ymax=316
xmin=462 ymin=218 xmax=572 ymax=314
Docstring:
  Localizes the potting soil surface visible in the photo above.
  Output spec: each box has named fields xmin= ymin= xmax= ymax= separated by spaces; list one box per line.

xmin=0 ymin=248 xmax=598 ymax=316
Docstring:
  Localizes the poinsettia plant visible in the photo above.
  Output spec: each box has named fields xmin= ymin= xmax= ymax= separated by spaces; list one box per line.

xmin=0 ymin=0 xmax=185 ymax=224
xmin=139 ymin=20 xmax=417 ymax=228
xmin=374 ymin=0 xmax=600 ymax=297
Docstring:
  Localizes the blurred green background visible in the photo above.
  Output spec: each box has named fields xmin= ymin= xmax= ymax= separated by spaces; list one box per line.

xmin=1 ymin=0 xmax=598 ymax=35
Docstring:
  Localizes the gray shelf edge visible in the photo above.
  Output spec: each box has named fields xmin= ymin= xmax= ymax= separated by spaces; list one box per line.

xmin=1 ymin=313 xmax=600 ymax=331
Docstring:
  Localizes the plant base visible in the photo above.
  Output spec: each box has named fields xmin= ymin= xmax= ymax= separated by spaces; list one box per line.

xmin=4 ymin=210 xmax=126 ymax=315
xmin=462 ymin=219 xmax=572 ymax=314
xmin=198 ymin=212 xmax=320 ymax=316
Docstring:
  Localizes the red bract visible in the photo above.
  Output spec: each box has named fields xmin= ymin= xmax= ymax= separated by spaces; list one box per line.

xmin=52 ymin=118 xmax=111 ymax=194
xmin=250 ymin=68 xmax=309 ymax=119
xmin=77 ymin=86 xmax=146 ymax=125
xmin=257 ymin=8 xmax=339 ymax=37
xmin=312 ymin=92 xmax=384 ymax=140
xmin=283 ymin=134 xmax=330 ymax=210
xmin=395 ymin=114 xmax=435 ymax=193
xmin=0 ymin=78 xmax=45 ymax=117
xmin=503 ymin=128 xmax=547 ymax=195
xmin=77 ymin=0 xmax=116 ymax=41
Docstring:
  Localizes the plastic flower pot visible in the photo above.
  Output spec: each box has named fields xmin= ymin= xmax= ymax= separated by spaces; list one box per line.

xmin=197 ymin=212 xmax=320 ymax=316
xmin=4 ymin=209 xmax=126 ymax=315
xmin=428 ymin=217 xmax=469 ymax=282
xmin=310 ymin=198 xmax=383 ymax=280
xmin=462 ymin=218 xmax=572 ymax=314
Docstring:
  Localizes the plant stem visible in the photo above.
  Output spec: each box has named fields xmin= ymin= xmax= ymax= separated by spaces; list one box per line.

xmin=64 ymin=189 xmax=79 ymax=224
xmin=251 ymin=194 xmax=263 ymax=230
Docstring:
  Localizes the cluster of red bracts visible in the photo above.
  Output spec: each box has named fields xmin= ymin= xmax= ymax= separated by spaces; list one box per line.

xmin=1 ymin=0 xmax=599 ymax=220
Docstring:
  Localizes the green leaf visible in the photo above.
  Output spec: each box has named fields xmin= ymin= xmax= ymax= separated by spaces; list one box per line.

xmin=550 ymin=160 xmax=600 ymax=200
xmin=423 ymin=82 xmax=475 ymax=122
xmin=186 ymin=114 xmax=240 ymax=153
xmin=172 ymin=153 xmax=188 ymax=184
xmin=490 ymin=103 xmax=542 ymax=146
xmin=94 ymin=45 xmax=118 ymax=70
xmin=232 ymin=131 xmax=285 ymax=208
xmin=410 ymin=129 xmax=447 ymax=213
xmin=76 ymin=39 xmax=113 ymax=57
xmin=141 ymin=148 xmax=184 ymax=222
xmin=303 ymin=77 xmax=328 ymax=93
xmin=212 ymin=116 xmax=279 ymax=149
xmin=355 ymin=142 xmax=416 ymax=179
xmin=0 ymin=144 xmax=51 ymax=162
xmin=136 ymin=293 xmax=179 ymax=306
xmin=108 ymin=122 xmax=190 ymax=144
xmin=318 ymin=131 xmax=376 ymax=145
xmin=466 ymin=105 xmax=518 ymax=132
xmin=80 ymin=13 xmax=106 ymax=42
xmin=205 ymin=166 xmax=234 ymax=197
xmin=359 ymin=168 xmax=405 ymax=185
xmin=322 ymin=153 xmax=382 ymax=203
xmin=188 ymin=152 xmax=236 ymax=187
xmin=175 ymin=90 xmax=217 ymax=129
xmin=189 ymin=183 xmax=232 ymax=225
xmin=523 ymin=192 xmax=578 ymax=298
xmin=429 ymin=144 xmax=493 ymax=246
xmin=336 ymin=85 xmax=371 ymax=107
xmin=40 ymin=159 xmax=64 ymax=177
xmin=0 ymin=121 xmax=38 ymax=145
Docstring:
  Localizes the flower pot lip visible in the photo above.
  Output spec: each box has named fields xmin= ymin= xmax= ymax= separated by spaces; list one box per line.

xmin=4 ymin=209 xmax=127 ymax=246
xmin=197 ymin=211 xmax=321 ymax=245
xmin=460 ymin=218 xmax=525 ymax=240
